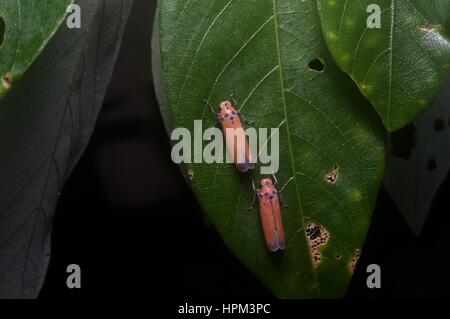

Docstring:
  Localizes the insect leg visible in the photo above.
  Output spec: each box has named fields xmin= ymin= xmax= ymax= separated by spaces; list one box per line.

xmin=204 ymin=99 xmax=216 ymax=115
xmin=241 ymin=114 xmax=255 ymax=126
xmin=278 ymin=176 xmax=294 ymax=193
xmin=248 ymin=179 xmax=258 ymax=211
xmin=230 ymin=92 xmax=238 ymax=108
xmin=230 ymin=93 xmax=254 ymax=125
xmin=278 ymin=193 xmax=289 ymax=208
xmin=278 ymin=176 xmax=294 ymax=208
xmin=204 ymin=99 xmax=222 ymax=126
xmin=272 ymin=174 xmax=278 ymax=186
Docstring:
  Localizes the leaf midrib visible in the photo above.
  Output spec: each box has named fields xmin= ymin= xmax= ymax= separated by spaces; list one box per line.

xmin=387 ymin=0 xmax=395 ymax=129
xmin=271 ymin=0 xmax=320 ymax=298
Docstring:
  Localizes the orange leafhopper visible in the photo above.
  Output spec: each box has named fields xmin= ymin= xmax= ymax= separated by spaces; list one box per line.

xmin=206 ymin=98 xmax=254 ymax=172
xmin=251 ymin=176 xmax=286 ymax=252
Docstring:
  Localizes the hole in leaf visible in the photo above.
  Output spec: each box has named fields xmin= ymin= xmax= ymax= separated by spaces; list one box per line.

xmin=308 ymin=58 xmax=325 ymax=72
xmin=0 ymin=17 xmax=5 ymax=47
xmin=390 ymin=123 xmax=415 ymax=159
xmin=428 ymin=158 xmax=437 ymax=171
xmin=434 ymin=118 xmax=445 ymax=131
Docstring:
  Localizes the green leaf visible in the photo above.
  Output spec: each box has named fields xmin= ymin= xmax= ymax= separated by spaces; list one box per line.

xmin=151 ymin=8 xmax=172 ymax=133
xmin=317 ymin=0 xmax=450 ymax=131
xmin=0 ymin=0 xmax=73 ymax=99
xmin=0 ymin=0 xmax=132 ymax=298
xmin=384 ymin=72 xmax=450 ymax=235
xmin=157 ymin=0 xmax=384 ymax=298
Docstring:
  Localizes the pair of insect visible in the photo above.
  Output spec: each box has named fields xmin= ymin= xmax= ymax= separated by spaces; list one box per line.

xmin=206 ymin=97 xmax=287 ymax=252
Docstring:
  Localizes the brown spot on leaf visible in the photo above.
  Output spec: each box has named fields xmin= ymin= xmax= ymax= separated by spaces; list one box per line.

xmin=418 ymin=24 xmax=443 ymax=31
xmin=2 ymin=72 xmax=12 ymax=89
xmin=187 ymin=170 xmax=194 ymax=181
xmin=325 ymin=165 xmax=339 ymax=183
xmin=306 ymin=223 xmax=330 ymax=268
xmin=348 ymin=249 xmax=361 ymax=273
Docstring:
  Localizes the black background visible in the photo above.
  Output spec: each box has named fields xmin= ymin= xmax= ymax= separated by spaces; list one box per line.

xmin=39 ymin=0 xmax=450 ymax=299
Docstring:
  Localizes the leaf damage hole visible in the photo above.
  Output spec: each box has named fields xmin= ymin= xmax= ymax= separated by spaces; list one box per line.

xmin=2 ymin=72 xmax=12 ymax=89
xmin=428 ymin=158 xmax=437 ymax=171
xmin=308 ymin=58 xmax=325 ymax=73
xmin=325 ymin=165 xmax=339 ymax=183
xmin=0 ymin=17 xmax=4 ymax=47
xmin=434 ymin=118 xmax=445 ymax=132
xmin=418 ymin=24 xmax=443 ymax=31
xmin=306 ymin=223 xmax=330 ymax=268
xmin=390 ymin=123 xmax=416 ymax=160
xmin=348 ymin=249 xmax=361 ymax=273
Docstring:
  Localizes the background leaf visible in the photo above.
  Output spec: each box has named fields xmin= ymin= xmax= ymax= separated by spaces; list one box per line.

xmin=384 ymin=71 xmax=450 ymax=235
xmin=157 ymin=0 xmax=384 ymax=298
xmin=0 ymin=0 xmax=132 ymax=298
xmin=0 ymin=0 xmax=73 ymax=98
xmin=151 ymin=8 xmax=172 ymax=134
xmin=317 ymin=0 xmax=450 ymax=131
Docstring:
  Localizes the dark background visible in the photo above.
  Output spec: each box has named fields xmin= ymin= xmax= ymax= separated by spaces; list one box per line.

xmin=39 ymin=1 xmax=450 ymax=299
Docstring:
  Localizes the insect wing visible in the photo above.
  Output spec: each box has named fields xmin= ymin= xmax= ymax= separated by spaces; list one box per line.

xmin=258 ymin=191 xmax=284 ymax=251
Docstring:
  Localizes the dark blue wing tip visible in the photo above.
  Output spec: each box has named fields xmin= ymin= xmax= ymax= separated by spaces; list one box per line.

xmin=267 ymin=242 xmax=279 ymax=252
xmin=267 ymin=241 xmax=285 ymax=252
xmin=236 ymin=163 xmax=253 ymax=172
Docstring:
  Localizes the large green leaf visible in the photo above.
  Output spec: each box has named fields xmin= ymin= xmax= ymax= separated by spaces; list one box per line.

xmin=0 ymin=0 xmax=73 ymax=99
xmin=0 ymin=0 xmax=132 ymax=298
xmin=157 ymin=0 xmax=384 ymax=298
xmin=317 ymin=0 xmax=450 ymax=131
